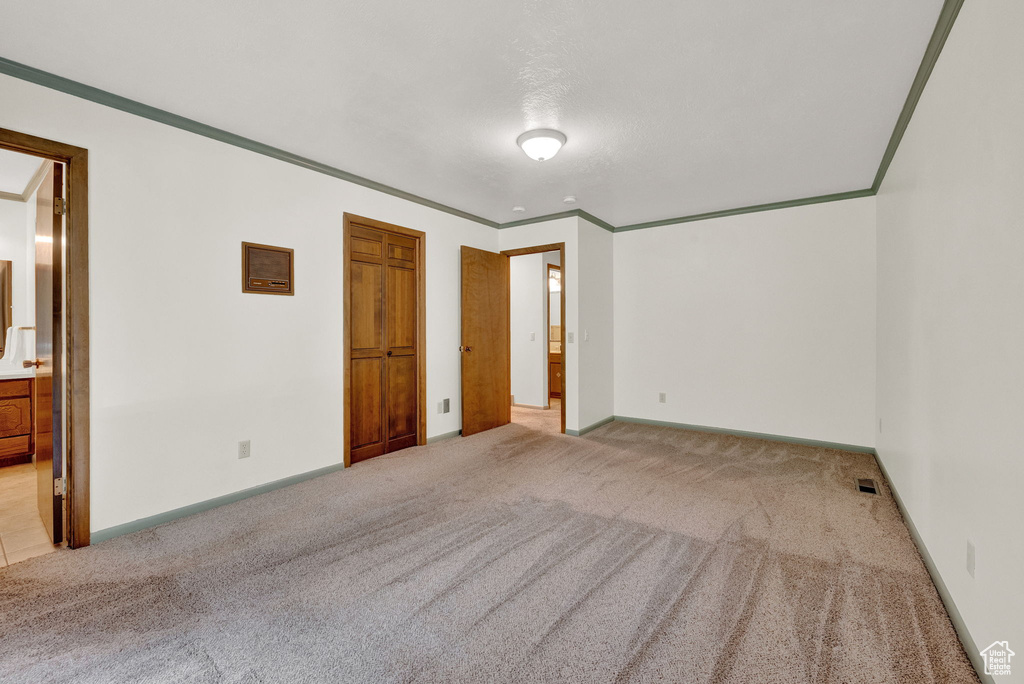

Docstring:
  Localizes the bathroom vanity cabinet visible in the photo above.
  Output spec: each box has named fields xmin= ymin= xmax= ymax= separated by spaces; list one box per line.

xmin=0 ymin=378 xmax=34 ymax=467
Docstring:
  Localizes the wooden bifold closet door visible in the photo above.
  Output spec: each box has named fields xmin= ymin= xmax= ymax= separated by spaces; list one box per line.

xmin=345 ymin=216 xmax=424 ymax=465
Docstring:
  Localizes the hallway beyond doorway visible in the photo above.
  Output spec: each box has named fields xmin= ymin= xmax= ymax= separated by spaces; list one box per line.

xmin=511 ymin=398 xmax=561 ymax=433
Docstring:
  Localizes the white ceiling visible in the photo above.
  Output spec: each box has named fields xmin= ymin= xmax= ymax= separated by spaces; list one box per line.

xmin=0 ymin=1 xmax=944 ymax=226
xmin=0 ymin=149 xmax=45 ymax=197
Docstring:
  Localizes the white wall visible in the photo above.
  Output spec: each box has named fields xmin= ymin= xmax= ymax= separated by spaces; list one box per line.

xmin=577 ymin=218 xmax=614 ymax=431
xmin=875 ymin=0 xmax=1024 ymax=657
xmin=546 ymin=251 xmax=560 ymax=337
xmin=614 ymin=198 xmax=876 ymax=447
xmin=0 ymin=197 xmax=32 ymax=330
xmin=509 ymin=252 xmax=547 ymax=408
xmin=0 ymin=74 xmax=498 ymax=532
xmin=24 ymin=185 xmax=36 ymax=329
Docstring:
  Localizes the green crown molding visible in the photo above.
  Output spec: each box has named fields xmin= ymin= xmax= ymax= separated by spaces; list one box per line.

xmin=497 ymin=209 xmax=582 ymax=230
xmin=495 ymin=208 xmax=614 ymax=232
xmin=0 ymin=56 xmax=498 ymax=229
xmin=871 ymin=0 xmax=965 ymax=193
xmin=2 ymin=0 xmax=963 ymax=236
xmin=613 ymin=189 xmax=875 ymax=233
xmin=495 ymin=189 xmax=874 ymax=233
xmin=576 ymin=210 xmax=616 ymax=232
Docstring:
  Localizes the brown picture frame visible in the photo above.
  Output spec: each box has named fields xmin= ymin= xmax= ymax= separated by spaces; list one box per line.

xmin=242 ymin=242 xmax=294 ymax=296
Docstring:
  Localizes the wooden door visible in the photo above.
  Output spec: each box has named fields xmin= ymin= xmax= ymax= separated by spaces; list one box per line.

xmin=348 ymin=225 xmax=386 ymax=463
xmin=346 ymin=220 xmax=421 ymax=464
xmin=384 ymin=233 xmax=419 ymax=452
xmin=0 ymin=260 xmax=11 ymax=353
xmin=460 ymin=246 xmax=510 ymax=436
xmin=34 ymin=161 xmax=63 ymax=544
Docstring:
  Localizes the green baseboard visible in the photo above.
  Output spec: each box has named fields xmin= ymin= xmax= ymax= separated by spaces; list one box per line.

xmin=91 ymin=461 xmax=347 ymax=543
xmin=612 ymin=415 xmax=875 ymax=454
xmin=872 ymin=451 xmax=990 ymax=684
xmin=567 ymin=415 xmax=615 ymax=436
xmin=426 ymin=429 xmax=462 ymax=444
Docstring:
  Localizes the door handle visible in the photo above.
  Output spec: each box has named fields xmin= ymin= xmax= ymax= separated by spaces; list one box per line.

xmin=23 ymin=359 xmax=43 ymax=368
xmin=459 ymin=346 xmax=472 ymax=353
xmin=387 ymin=350 xmax=392 ymax=357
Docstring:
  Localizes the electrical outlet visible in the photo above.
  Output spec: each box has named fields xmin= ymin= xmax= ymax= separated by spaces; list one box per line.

xmin=530 ymin=332 xmax=536 ymax=341
xmin=238 ymin=440 xmax=251 ymax=459
xmin=443 ymin=398 xmax=450 ymax=414
xmin=966 ymin=540 xmax=975 ymax=578
xmin=568 ymin=332 xmax=574 ymax=343
xmin=659 ymin=392 xmax=667 ymax=404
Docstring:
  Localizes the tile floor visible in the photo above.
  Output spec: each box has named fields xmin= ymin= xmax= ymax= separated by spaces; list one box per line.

xmin=511 ymin=397 xmax=562 ymax=433
xmin=0 ymin=462 xmax=61 ymax=567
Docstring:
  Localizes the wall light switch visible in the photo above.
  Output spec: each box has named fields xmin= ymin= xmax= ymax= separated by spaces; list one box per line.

xmin=659 ymin=393 xmax=667 ymax=404
xmin=530 ymin=332 xmax=536 ymax=341
xmin=437 ymin=401 xmax=444 ymax=414
xmin=585 ymin=329 xmax=590 ymax=341
xmin=568 ymin=332 xmax=574 ymax=343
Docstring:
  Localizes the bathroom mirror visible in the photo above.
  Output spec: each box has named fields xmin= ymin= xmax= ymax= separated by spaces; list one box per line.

xmin=548 ymin=264 xmax=561 ymax=354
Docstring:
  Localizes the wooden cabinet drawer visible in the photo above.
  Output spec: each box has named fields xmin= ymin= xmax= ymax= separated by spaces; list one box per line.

xmin=549 ymin=361 xmax=562 ymax=397
xmin=0 ymin=379 xmax=32 ymax=399
xmin=0 ymin=397 xmax=32 ymax=438
xmin=0 ymin=434 xmax=31 ymax=458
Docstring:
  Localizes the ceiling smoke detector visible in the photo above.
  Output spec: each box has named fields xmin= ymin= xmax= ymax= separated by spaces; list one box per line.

xmin=516 ymin=129 xmax=566 ymax=161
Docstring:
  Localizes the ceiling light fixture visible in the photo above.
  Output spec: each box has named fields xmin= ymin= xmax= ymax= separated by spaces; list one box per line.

xmin=512 ymin=205 xmax=526 ymax=213
xmin=516 ymin=129 xmax=566 ymax=162
xmin=563 ymin=195 xmax=577 ymax=204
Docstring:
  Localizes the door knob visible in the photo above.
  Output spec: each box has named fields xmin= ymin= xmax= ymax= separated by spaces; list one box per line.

xmin=23 ymin=359 xmax=43 ymax=369
xmin=387 ymin=350 xmax=392 ymax=357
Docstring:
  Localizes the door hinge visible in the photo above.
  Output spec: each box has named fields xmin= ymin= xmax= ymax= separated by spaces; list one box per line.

xmin=53 ymin=198 xmax=66 ymax=215
xmin=54 ymin=477 xmax=67 ymax=496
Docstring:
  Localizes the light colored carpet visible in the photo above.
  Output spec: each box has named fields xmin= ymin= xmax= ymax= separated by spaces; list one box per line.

xmin=0 ymin=420 xmax=978 ymax=683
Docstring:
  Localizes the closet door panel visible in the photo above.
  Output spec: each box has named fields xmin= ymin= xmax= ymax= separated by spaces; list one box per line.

xmin=348 ymin=225 xmax=387 ymax=463
xmin=347 ymin=220 xmax=421 ymax=463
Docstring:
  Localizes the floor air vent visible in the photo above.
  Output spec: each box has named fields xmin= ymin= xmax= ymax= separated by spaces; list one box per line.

xmin=857 ymin=478 xmax=878 ymax=495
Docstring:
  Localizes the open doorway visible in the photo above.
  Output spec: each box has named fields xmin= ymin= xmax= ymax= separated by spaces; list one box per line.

xmin=508 ymin=250 xmax=562 ymax=433
xmin=0 ymin=128 xmax=90 ymax=559
xmin=459 ymin=242 xmax=566 ymax=437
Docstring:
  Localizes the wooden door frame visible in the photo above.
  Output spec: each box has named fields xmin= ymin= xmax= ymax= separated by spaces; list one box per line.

xmin=342 ymin=213 xmax=426 ymax=467
xmin=0 ymin=127 xmax=90 ymax=548
xmin=546 ymin=263 xmax=562 ymax=401
xmin=501 ymin=243 xmax=566 ymax=434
